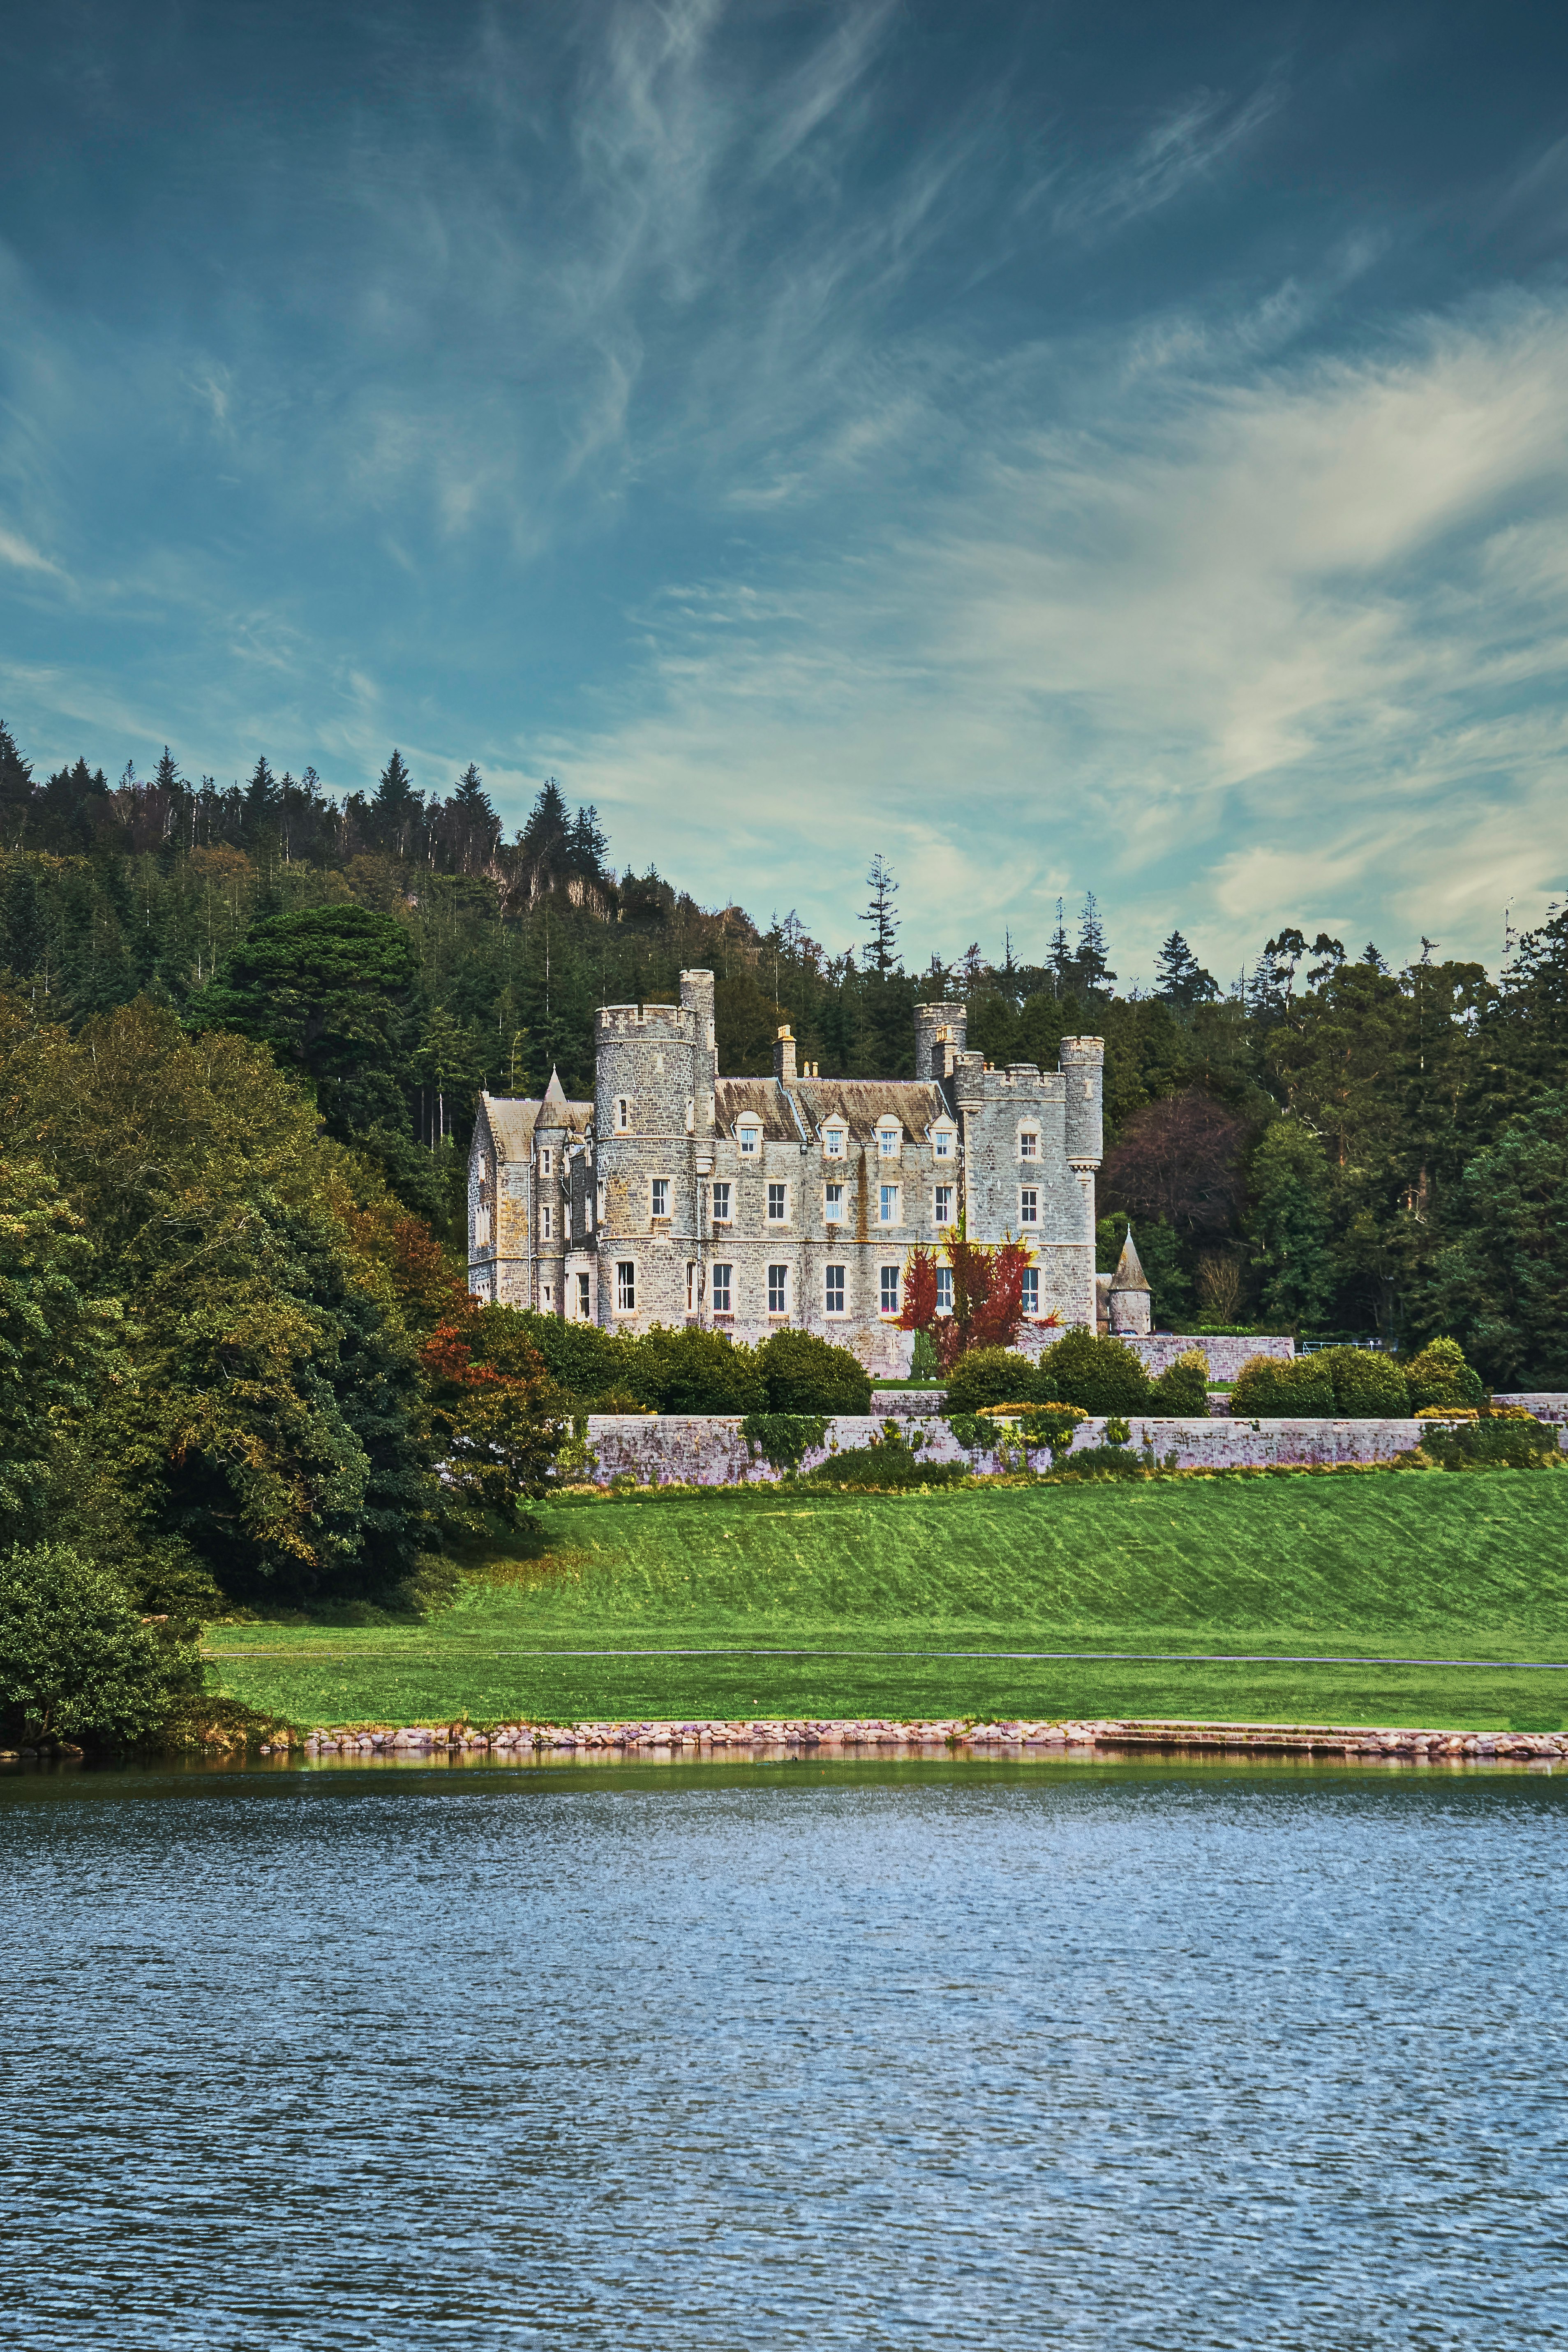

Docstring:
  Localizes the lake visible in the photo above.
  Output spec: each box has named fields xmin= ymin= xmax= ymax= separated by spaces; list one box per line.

xmin=4 ymin=1754 xmax=1565 ymax=2348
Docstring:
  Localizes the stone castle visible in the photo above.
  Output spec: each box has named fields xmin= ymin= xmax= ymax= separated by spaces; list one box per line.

xmin=467 ymin=969 xmax=1149 ymax=1371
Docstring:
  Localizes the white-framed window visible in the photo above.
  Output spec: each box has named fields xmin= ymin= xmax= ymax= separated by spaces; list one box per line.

xmin=767 ymin=1182 xmax=787 ymax=1222
xmin=576 ymin=1271 xmax=592 ymax=1320
xmin=824 ymin=1124 xmax=846 ymax=1158
xmin=1019 ymin=1128 xmax=1040 ymax=1161
xmin=876 ymin=1122 xmax=901 ymax=1159
xmin=935 ymin=1183 xmax=954 ymax=1226
xmin=738 ymin=1120 xmax=761 ymax=1156
xmin=824 ymin=1264 xmax=846 ymax=1316
xmin=685 ymin=1097 xmax=695 ymax=1134
xmin=936 ymin=1267 xmax=954 ymax=1315
xmin=687 ymin=1261 xmax=696 ymax=1312
xmin=616 ymin=1261 xmax=636 ymax=1313
xmin=767 ymin=1263 xmax=789 ymax=1316
xmin=1019 ymin=1187 xmax=1039 ymax=1225
xmin=539 ymin=1148 xmax=552 ymax=1176
xmin=879 ymin=1264 xmax=901 ymax=1316
xmin=1021 ymin=1267 xmax=1039 ymax=1316
xmin=711 ymin=1262 xmax=733 ymax=1315
xmin=879 ymin=1183 xmax=900 ymax=1225
xmin=824 ymin=1182 xmax=845 ymax=1222
xmin=711 ymin=1180 xmax=732 ymax=1223
xmin=615 ymin=1097 xmax=631 ymax=1132
xmin=651 ymin=1177 xmax=670 ymax=1220
xmin=540 ymin=1203 xmax=552 ymax=1239
xmin=933 ymin=1125 xmax=954 ymax=1160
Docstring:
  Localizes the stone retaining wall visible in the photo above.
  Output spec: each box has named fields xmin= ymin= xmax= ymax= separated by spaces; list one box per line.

xmin=1494 ymin=1393 xmax=1568 ymax=1422
xmin=294 ymin=1717 xmax=1568 ymax=1763
xmin=580 ymin=1410 xmax=1563 ymax=1485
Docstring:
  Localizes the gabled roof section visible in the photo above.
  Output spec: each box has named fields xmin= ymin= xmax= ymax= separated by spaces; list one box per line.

xmin=714 ymin=1075 xmax=945 ymax=1144
xmin=478 ymin=1090 xmax=592 ymax=1159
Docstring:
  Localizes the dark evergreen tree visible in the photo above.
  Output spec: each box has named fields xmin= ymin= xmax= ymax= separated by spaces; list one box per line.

xmin=0 ymin=719 xmax=33 ymax=844
xmin=861 ymin=855 xmax=900 ymax=977
xmin=370 ymin=749 xmax=422 ymax=858
xmin=1152 ymin=931 xmax=1218 ymax=1007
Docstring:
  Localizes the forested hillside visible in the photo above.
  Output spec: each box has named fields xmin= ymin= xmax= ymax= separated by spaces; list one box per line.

xmin=1 ymin=721 xmax=1564 ymax=1379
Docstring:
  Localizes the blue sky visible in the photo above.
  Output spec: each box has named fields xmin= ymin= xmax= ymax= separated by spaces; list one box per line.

xmin=4 ymin=0 xmax=1568 ymax=981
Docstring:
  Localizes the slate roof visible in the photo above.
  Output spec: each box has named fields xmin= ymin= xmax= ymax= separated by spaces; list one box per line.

xmin=1110 ymin=1226 xmax=1151 ymax=1293
xmin=714 ymin=1076 xmax=947 ymax=1144
xmin=479 ymin=1091 xmax=593 ymax=1160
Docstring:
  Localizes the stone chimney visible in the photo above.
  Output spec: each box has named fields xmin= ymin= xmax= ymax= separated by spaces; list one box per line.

xmin=774 ymin=1024 xmax=797 ymax=1082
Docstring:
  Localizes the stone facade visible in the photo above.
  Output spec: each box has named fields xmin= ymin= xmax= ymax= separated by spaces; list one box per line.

xmin=469 ymin=969 xmax=1106 ymax=1369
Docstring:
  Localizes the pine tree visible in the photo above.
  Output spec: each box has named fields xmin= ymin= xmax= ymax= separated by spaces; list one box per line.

xmin=520 ymin=779 xmax=571 ymax=887
xmin=1073 ymin=892 xmax=1115 ymax=996
xmin=1152 ymin=930 xmax=1218 ymax=1007
xmin=1048 ymin=897 xmax=1071 ymax=996
xmin=861 ymin=854 xmax=900 ymax=977
xmin=241 ymin=755 xmax=279 ymax=845
xmin=0 ymin=719 xmax=32 ymax=844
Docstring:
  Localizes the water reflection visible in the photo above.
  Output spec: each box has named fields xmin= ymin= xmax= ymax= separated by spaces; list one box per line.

xmin=5 ymin=1760 xmax=1565 ymax=2347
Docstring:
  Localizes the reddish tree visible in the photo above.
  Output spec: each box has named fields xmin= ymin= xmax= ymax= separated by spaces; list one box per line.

xmin=901 ymin=1230 xmax=1045 ymax=1371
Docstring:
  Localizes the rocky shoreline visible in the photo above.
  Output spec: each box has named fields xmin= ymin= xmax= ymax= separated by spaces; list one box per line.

xmin=282 ymin=1716 xmax=1568 ymax=1763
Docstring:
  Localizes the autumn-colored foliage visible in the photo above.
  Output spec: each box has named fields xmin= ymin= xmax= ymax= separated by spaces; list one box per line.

xmin=900 ymin=1226 xmax=1044 ymax=1372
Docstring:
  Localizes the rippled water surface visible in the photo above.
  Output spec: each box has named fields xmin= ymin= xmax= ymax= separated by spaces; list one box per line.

xmin=4 ymin=1756 xmax=1566 ymax=2349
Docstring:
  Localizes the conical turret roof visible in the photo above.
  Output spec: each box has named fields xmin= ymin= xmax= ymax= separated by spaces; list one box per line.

xmin=542 ymin=1066 xmax=567 ymax=1107
xmin=1110 ymin=1225 xmax=1150 ymax=1293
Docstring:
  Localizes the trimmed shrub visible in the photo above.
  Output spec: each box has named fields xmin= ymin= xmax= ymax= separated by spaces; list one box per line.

xmin=1150 ymin=1347 xmax=1210 ymax=1416
xmin=630 ymin=1325 xmax=767 ymax=1415
xmin=1230 ymin=1354 xmax=1335 ymax=1417
xmin=508 ymin=1310 xmax=637 ymax=1404
xmin=758 ymin=1328 xmax=872 ymax=1415
xmin=1035 ymin=1330 xmax=1152 ymax=1417
xmin=943 ymin=1348 xmax=1042 ymax=1415
xmin=1316 ymin=1346 xmax=1410 ymax=1419
xmin=1406 ymin=1336 xmax=1486 ymax=1414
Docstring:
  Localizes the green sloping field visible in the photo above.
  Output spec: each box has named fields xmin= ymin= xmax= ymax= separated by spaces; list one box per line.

xmin=209 ymin=1474 xmax=1568 ymax=1732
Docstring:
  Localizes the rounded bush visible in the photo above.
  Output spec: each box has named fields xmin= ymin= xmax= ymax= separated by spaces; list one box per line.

xmin=943 ymin=1347 xmax=1042 ymax=1415
xmin=1230 ymin=1354 xmax=1335 ymax=1417
xmin=1034 ymin=1330 xmax=1151 ymax=1417
xmin=510 ymin=1310 xmax=637 ymax=1404
xmin=1150 ymin=1347 xmax=1210 ymax=1416
xmin=759 ymin=1328 xmax=872 ymax=1415
xmin=1318 ymin=1346 xmax=1410 ymax=1418
xmin=1406 ymin=1336 xmax=1485 ymax=1413
xmin=630 ymin=1325 xmax=767 ymax=1414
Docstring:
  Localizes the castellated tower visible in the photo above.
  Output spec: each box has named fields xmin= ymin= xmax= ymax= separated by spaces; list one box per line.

xmin=913 ymin=1001 xmax=967 ymax=1081
xmin=594 ymin=982 xmax=709 ymax=1331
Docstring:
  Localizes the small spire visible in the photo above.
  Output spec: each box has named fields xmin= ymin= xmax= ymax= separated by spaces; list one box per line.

xmin=543 ymin=1066 xmax=567 ymax=1105
xmin=1110 ymin=1223 xmax=1150 ymax=1293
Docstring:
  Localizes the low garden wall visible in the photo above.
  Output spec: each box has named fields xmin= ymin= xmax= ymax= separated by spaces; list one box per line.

xmin=1494 ymin=1393 xmax=1568 ymax=1422
xmin=577 ymin=1410 xmax=1563 ymax=1486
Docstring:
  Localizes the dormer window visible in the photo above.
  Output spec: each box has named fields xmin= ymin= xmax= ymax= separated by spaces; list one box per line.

xmin=876 ymin=1121 xmax=901 ymax=1160
xmin=932 ymin=1124 xmax=955 ymax=1161
xmin=738 ymin=1119 xmax=761 ymax=1156
xmin=823 ymin=1124 xmax=846 ymax=1158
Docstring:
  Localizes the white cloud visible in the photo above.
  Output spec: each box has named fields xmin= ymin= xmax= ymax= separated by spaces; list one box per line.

xmin=0 ymin=522 xmax=62 ymax=577
xmin=540 ymin=295 xmax=1568 ymax=975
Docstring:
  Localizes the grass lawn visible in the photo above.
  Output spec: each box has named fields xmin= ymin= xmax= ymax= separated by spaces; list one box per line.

xmin=208 ymin=1472 xmax=1568 ymax=1733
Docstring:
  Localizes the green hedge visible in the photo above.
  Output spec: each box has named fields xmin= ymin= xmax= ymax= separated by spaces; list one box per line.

xmin=1035 ymin=1331 xmax=1152 ymax=1417
xmin=758 ymin=1328 xmax=872 ymax=1414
